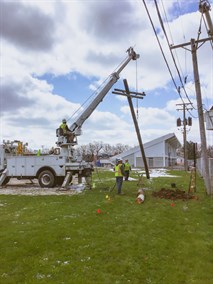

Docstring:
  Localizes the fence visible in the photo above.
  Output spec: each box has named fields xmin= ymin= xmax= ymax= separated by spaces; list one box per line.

xmin=196 ymin=158 xmax=213 ymax=192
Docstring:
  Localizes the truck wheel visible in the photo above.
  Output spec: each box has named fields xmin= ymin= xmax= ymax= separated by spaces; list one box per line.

xmin=38 ymin=170 xmax=55 ymax=188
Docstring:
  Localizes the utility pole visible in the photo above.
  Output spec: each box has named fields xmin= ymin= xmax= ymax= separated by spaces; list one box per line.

xmin=176 ymin=103 xmax=193 ymax=171
xmin=112 ymin=79 xmax=150 ymax=179
xmin=199 ymin=0 xmax=213 ymax=41
xmin=170 ymin=1 xmax=212 ymax=194
xmin=191 ymin=38 xmax=211 ymax=194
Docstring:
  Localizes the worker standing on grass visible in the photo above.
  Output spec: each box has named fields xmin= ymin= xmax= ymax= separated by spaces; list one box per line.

xmin=124 ymin=159 xmax=131 ymax=181
xmin=114 ymin=158 xmax=126 ymax=194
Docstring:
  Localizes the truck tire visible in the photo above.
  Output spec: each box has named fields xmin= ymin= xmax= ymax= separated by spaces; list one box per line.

xmin=38 ymin=170 xmax=55 ymax=188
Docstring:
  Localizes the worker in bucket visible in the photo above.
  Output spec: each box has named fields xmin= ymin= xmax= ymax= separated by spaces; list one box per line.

xmin=59 ymin=119 xmax=74 ymax=143
xmin=124 ymin=159 xmax=131 ymax=181
xmin=114 ymin=158 xmax=126 ymax=194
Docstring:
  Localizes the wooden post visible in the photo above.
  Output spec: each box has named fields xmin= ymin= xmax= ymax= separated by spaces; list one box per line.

xmin=171 ymin=35 xmax=212 ymax=195
xmin=123 ymin=79 xmax=150 ymax=179
xmin=190 ymin=38 xmax=211 ymax=195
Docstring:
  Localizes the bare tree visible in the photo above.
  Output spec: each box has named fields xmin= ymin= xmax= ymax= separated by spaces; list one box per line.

xmin=113 ymin=143 xmax=130 ymax=155
xmin=75 ymin=144 xmax=88 ymax=160
xmin=102 ymin=143 xmax=113 ymax=157
xmin=92 ymin=141 xmax=103 ymax=158
xmin=75 ymin=141 xmax=132 ymax=160
xmin=86 ymin=143 xmax=96 ymax=162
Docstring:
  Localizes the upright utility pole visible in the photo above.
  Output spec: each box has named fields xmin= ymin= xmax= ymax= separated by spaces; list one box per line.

xmin=170 ymin=1 xmax=212 ymax=194
xmin=199 ymin=0 xmax=213 ymax=41
xmin=176 ymin=103 xmax=193 ymax=171
xmin=191 ymin=38 xmax=211 ymax=194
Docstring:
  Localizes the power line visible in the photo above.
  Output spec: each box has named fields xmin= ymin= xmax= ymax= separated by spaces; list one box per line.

xmin=154 ymin=0 xmax=195 ymax=110
xmin=176 ymin=0 xmax=189 ymax=77
xmin=141 ymin=0 xmax=185 ymax=104
xmin=203 ymin=16 xmax=213 ymax=49
xmin=135 ymin=59 xmax=139 ymax=120
xmin=67 ymin=52 xmax=131 ymax=122
xmin=141 ymin=0 xmax=197 ymax=109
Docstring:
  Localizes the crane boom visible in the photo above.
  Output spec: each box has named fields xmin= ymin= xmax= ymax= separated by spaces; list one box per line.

xmin=69 ymin=47 xmax=139 ymax=135
xmin=1 ymin=48 xmax=140 ymax=189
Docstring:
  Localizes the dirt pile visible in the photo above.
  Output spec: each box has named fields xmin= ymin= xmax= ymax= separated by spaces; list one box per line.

xmin=152 ymin=188 xmax=197 ymax=201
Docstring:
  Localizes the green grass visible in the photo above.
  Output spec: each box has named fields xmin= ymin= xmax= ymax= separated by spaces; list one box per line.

xmin=0 ymin=169 xmax=213 ymax=284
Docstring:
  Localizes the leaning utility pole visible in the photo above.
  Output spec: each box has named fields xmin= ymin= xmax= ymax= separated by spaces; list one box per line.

xmin=112 ymin=79 xmax=150 ymax=179
xmin=170 ymin=1 xmax=212 ymax=195
xmin=176 ymin=103 xmax=193 ymax=171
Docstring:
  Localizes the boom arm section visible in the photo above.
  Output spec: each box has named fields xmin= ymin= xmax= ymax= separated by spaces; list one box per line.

xmin=69 ymin=47 xmax=139 ymax=135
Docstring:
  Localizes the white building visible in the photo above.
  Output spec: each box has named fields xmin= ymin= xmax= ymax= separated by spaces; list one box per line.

xmin=111 ymin=133 xmax=181 ymax=168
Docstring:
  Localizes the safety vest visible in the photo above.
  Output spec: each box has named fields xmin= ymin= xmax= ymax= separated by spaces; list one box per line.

xmin=60 ymin=123 xmax=67 ymax=133
xmin=115 ymin=164 xmax=124 ymax=177
xmin=124 ymin=162 xmax=131 ymax=171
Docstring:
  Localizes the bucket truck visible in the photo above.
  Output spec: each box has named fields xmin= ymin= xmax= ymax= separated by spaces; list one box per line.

xmin=0 ymin=47 xmax=139 ymax=188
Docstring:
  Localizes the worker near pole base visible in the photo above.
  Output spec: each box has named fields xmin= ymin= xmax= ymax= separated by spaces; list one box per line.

xmin=60 ymin=119 xmax=74 ymax=143
xmin=124 ymin=159 xmax=131 ymax=181
xmin=114 ymin=158 xmax=125 ymax=194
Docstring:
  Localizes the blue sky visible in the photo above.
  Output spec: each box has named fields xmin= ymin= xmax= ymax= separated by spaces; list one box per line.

xmin=1 ymin=0 xmax=212 ymax=150
xmin=170 ymin=1 xmax=199 ymax=16
xmin=39 ymin=72 xmax=175 ymax=112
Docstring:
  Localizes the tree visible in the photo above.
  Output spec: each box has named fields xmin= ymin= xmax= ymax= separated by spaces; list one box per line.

xmin=101 ymin=143 xmax=114 ymax=157
xmin=75 ymin=141 xmax=132 ymax=161
xmin=75 ymin=144 xmax=88 ymax=160
xmin=92 ymin=141 xmax=103 ymax=158
xmin=177 ymin=141 xmax=201 ymax=159
xmin=187 ymin=141 xmax=199 ymax=159
xmin=112 ymin=143 xmax=130 ymax=155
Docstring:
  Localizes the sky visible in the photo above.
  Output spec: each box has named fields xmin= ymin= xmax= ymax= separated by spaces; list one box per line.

xmin=0 ymin=0 xmax=213 ymax=151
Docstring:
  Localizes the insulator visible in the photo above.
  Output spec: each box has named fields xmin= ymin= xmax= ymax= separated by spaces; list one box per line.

xmin=188 ymin=117 xmax=192 ymax=126
xmin=177 ymin=118 xmax=181 ymax=127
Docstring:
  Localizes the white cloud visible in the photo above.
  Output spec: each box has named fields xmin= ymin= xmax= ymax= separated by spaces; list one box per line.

xmin=0 ymin=0 xmax=212 ymax=150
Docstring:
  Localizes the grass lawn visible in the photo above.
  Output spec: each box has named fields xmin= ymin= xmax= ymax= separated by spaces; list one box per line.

xmin=0 ymin=169 xmax=213 ymax=284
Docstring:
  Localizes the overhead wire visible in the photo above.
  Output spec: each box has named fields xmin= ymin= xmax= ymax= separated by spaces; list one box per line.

xmin=153 ymin=0 xmax=195 ymax=110
xmin=203 ymin=16 xmax=213 ymax=49
xmin=67 ymin=53 xmax=130 ymax=123
xmin=195 ymin=2 xmax=213 ymax=113
xmin=199 ymin=0 xmax=213 ymax=123
xmin=67 ymin=76 xmax=111 ymax=123
xmin=141 ymin=0 xmax=185 ymax=104
xmin=197 ymin=12 xmax=203 ymax=43
xmin=143 ymin=0 xmax=212 ymax=146
xmin=176 ymin=0 xmax=188 ymax=77
xmin=164 ymin=0 xmax=189 ymax=86
xmin=135 ymin=59 xmax=139 ymax=120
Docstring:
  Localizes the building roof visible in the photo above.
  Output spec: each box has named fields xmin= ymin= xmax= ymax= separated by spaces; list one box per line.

xmin=110 ymin=133 xmax=181 ymax=161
